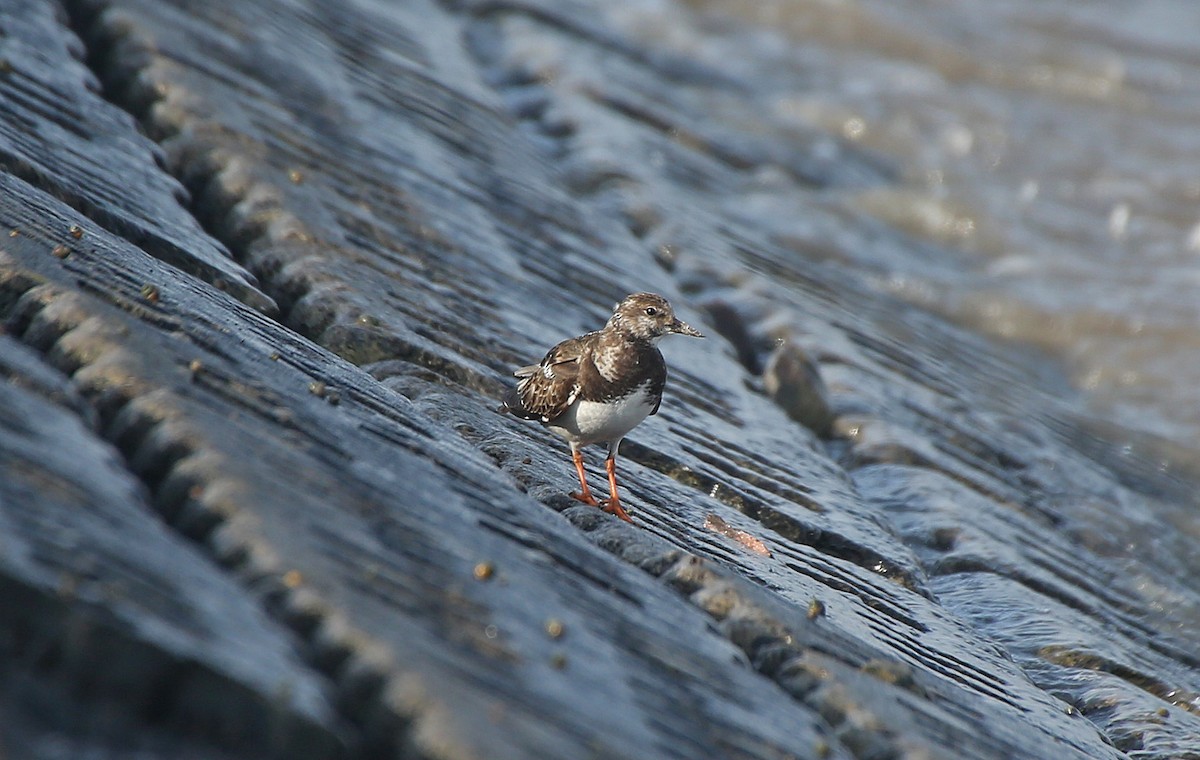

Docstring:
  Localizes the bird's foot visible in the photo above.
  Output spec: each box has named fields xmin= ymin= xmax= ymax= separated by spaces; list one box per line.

xmin=602 ymin=499 xmax=634 ymax=523
xmin=570 ymin=491 xmax=601 ymax=507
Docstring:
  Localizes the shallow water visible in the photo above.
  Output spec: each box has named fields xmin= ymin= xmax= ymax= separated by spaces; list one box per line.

xmin=661 ymin=0 xmax=1200 ymax=459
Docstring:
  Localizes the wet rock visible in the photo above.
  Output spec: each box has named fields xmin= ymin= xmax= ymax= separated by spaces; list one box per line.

xmin=763 ymin=340 xmax=836 ymax=437
xmin=855 ymin=464 xmax=1200 ymax=755
xmin=0 ymin=0 xmax=1197 ymax=757
xmin=0 ymin=330 xmax=339 ymax=759
xmin=0 ymin=0 xmax=274 ymax=315
xmin=2 ymin=177 xmax=856 ymax=759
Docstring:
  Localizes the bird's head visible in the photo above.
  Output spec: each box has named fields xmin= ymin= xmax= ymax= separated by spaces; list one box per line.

xmin=607 ymin=292 xmax=704 ymax=342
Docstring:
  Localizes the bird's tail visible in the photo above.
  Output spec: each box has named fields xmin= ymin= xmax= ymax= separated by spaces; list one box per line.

xmin=498 ymin=384 xmax=539 ymax=420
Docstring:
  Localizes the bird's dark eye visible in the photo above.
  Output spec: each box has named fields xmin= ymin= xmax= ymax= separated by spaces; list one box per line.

xmin=644 ymin=307 xmax=659 ymax=316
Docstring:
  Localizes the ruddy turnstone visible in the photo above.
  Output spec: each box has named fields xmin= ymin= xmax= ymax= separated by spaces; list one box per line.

xmin=501 ymin=293 xmax=703 ymax=522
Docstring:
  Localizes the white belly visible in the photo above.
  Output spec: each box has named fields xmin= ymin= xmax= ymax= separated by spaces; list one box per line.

xmin=548 ymin=383 xmax=656 ymax=447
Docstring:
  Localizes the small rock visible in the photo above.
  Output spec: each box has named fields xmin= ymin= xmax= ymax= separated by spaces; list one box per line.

xmin=807 ymin=598 xmax=826 ymax=620
xmin=763 ymin=341 xmax=834 ymax=437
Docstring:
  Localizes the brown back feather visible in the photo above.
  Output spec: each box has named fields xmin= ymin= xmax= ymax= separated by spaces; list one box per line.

xmin=506 ymin=333 xmax=595 ymax=422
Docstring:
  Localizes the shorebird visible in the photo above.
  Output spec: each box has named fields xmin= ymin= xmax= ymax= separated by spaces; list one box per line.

xmin=501 ymin=293 xmax=703 ymax=522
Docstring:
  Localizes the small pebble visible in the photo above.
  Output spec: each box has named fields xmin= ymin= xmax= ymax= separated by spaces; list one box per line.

xmin=308 ymin=380 xmax=327 ymax=397
xmin=51 ymin=244 xmax=70 ymax=259
xmin=140 ymin=284 xmax=160 ymax=303
xmin=69 ymin=224 xmax=84 ymax=239
xmin=763 ymin=342 xmax=834 ymax=437
xmin=473 ymin=562 xmax=495 ymax=581
xmin=807 ymin=599 xmax=826 ymax=620
xmin=544 ymin=618 xmax=565 ymax=639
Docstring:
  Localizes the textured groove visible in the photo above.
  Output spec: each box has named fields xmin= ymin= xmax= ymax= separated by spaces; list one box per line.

xmin=1 ymin=260 xmax=398 ymax=758
xmin=565 ymin=509 xmax=1026 ymax=760
xmin=6 ymin=0 xmax=1193 ymax=756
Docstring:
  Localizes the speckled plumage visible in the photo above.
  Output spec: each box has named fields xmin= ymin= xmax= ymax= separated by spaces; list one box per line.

xmin=501 ymin=293 xmax=703 ymax=522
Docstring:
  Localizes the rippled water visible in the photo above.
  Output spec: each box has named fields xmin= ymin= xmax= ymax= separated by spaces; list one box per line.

xmin=655 ymin=0 xmax=1200 ymax=461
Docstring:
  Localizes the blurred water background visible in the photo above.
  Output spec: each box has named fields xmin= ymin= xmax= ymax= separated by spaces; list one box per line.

xmin=627 ymin=0 xmax=1200 ymax=470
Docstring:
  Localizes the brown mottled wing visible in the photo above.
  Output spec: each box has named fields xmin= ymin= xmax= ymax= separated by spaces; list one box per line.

xmin=503 ymin=333 xmax=593 ymax=422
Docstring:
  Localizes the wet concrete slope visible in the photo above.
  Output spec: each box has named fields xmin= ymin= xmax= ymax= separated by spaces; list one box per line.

xmin=0 ymin=0 xmax=1197 ymax=757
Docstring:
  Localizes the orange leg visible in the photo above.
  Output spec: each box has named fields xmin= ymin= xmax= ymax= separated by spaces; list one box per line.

xmin=603 ymin=455 xmax=633 ymax=523
xmin=569 ymin=448 xmax=600 ymax=506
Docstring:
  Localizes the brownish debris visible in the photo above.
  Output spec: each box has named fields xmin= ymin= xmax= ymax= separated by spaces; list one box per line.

xmin=704 ymin=513 xmax=771 ymax=557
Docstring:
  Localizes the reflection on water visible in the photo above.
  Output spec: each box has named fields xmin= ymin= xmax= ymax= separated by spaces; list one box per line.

xmin=671 ymin=0 xmax=1200 ymax=455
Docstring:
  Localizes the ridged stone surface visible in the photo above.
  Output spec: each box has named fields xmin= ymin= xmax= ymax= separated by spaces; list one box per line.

xmin=1 ymin=0 xmax=1198 ymax=758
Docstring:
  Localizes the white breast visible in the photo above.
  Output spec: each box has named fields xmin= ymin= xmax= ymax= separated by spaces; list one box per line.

xmin=547 ymin=382 xmax=656 ymax=447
